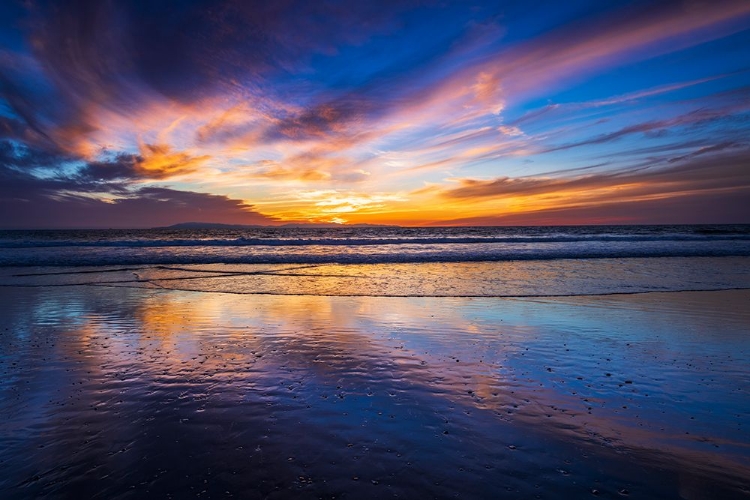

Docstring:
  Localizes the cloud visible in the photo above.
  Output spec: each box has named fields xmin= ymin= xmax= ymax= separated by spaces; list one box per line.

xmin=0 ymin=71 xmax=61 ymax=149
xmin=246 ymin=160 xmax=331 ymax=182
xmin=240 ymin=148 xmax=375 ymax=184
xmin=428 ymin=149 xmax=750 ymax=221
xmin=542 ymin=103 xmax=750 ymax=153
xmin=497 ymin=125 xmax=522 ymax=137
xmin=0 ymin=168 xmax=278 ymax=229
xmin=6 ymin=1 xmax=748 ymax=158
xmin=1 ymin=1 xmax=417 ymax=159
xmin=24 ymin=0 xmax=421 ymax=101
xmin=70 ymin=144 xmax=211 ymax=181
xmin=0 ymin=139 xmax=276 ymax=228
xmin=0 ymin=139 xmax=75 ymax=171
xmin=666 ymin=141 xmax=741 ymax=163
xmin=507 ymin=75 xmax=736 ymax=130
xmin=2 ymin=1 xmax=750 ymax=226
xmin=79 ymin=153 xmax=142 ymax=181
xmin=134 ymin=143 xmax=210 ymax=179
xmin=369 ymin=0 xmax=750 ymax=138
xmin=471 ymin=72 xmax=504 ymax=115
xmin=425 ymin=188 xmax=750 ymax=226
xmin=267 ymin=100 xmax=370 ymax=141
xmin=479 ymin=0 xmax=750 ymax=101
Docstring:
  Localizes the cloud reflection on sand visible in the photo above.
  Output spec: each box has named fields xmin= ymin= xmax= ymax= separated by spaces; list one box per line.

xmin=1 ymin=286 xmax=749 ymax=498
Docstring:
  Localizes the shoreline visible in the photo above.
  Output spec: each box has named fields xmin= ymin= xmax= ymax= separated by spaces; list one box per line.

xmin=2 ymin=256 xmax=750 ymax=297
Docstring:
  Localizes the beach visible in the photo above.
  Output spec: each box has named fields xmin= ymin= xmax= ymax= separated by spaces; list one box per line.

xmin=3 ymin=0 xmax=750 ymax=496
xmin=1 ymin=268 xmax=749 ymax=499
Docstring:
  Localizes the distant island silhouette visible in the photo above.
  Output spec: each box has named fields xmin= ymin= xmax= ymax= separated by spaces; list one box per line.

xmin=162 ymin=222 xmax=400 ymax=229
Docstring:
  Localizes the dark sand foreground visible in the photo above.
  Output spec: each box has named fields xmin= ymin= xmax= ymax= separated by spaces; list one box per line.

xmin=0 ymin=285 xmax=748 ymax=499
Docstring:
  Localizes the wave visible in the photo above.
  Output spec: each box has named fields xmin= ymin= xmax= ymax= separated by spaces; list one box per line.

xmin=2 ymin=233 xmax=750 ymax=249
xmin=2 ymin=246 xmax=750 ymax=267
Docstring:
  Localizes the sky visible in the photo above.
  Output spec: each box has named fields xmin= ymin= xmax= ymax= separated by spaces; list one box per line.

xmin=1 ymin=0 xmax=750 ymax=228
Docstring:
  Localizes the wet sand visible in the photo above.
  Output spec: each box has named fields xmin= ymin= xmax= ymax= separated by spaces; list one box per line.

xmin=0 ymin=285 xmax=749 ymax=499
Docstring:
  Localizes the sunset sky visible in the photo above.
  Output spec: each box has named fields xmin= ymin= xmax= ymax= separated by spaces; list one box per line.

xmin=1 ymin=0 xmax=750 ymax=228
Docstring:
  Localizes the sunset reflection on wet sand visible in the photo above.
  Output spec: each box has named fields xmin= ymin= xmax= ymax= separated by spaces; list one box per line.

xmin=1 ymin=285 xmax=748 ymax=499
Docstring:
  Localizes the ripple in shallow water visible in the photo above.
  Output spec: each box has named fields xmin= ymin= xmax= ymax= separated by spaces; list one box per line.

xmin=0 ymin=286 xmax=749 ymax=498
xmin=3 ymin=257 xmax=750 ymax=296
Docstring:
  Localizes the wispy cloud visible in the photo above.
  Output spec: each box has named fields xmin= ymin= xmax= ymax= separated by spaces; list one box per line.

xmin=541 ymin=101 xmax=750 ymax=154
xmin=1 ymin=0 xmax=749 ymax=226
xmin=431 ymin=149 xmax=750 ymax=212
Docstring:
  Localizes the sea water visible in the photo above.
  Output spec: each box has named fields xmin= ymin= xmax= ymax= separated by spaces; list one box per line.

xmin=1 ymin=225 xmax=749 ymax=296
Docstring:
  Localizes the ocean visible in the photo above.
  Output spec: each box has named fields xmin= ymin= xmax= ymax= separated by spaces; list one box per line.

xmin=2 ymin=224 xmax=750 ymax=265
xmin=2 ymin=224 xmax=750 ymax=296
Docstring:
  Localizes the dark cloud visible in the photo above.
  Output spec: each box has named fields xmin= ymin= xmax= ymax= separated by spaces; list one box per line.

xmin=77 ymin=153 xmax=141 ymax=181
xmin=595 ymin=139 xmax=723 ymax=159
xmin=438 ymin=148 xmax=750 ymax=206
xmin=0 ymin=139 xmax=74 ymax=170
xmin=125 ymin=0 xmax=428 ymax=98
xmin=0 ymin=139 xmax=276 ymax=228
xmin=0 ymin=149 xmax=126 ymax=203
xmin=0 ymin=114 xmax=34 ymax=143
xmin=15 ymin=0 xmax=435 ymax=105
xmin=0 ymin=166 xmax=278 ymax=229
xmin=270 ymin=99 xmax=371 ymax=141
xmin=665 ymin=141 xmax=741 ymax=163
xmin=0 ymin=72 xmax=61 ymax=149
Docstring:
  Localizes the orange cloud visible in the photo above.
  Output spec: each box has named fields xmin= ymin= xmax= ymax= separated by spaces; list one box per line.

xmin=425 ymin=148 xmax=750 ymax=214
xmin=134 ymin=143 xmax=211 ymax=179
xmin=247 ymin=159 xmax=331 ymax=182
